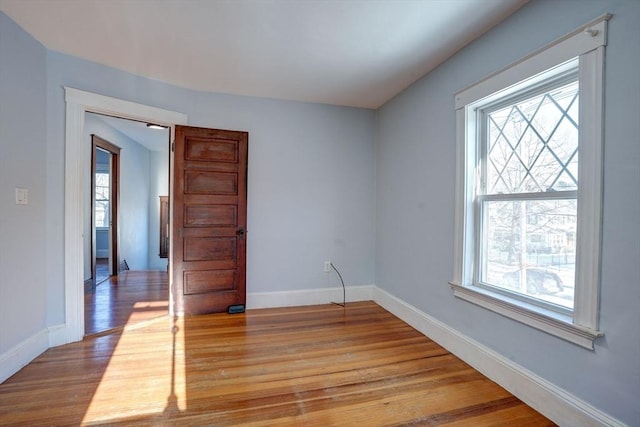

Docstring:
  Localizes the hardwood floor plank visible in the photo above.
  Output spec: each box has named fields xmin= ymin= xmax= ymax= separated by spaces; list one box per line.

xmin=0 ymin=302 xmax=554 ymax=426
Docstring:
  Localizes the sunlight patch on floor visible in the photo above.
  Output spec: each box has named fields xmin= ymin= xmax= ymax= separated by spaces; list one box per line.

xmin=81 ymin=317 xmax=186 ymax=424
xmin=133 ymin=300 xmax=170 ymax=309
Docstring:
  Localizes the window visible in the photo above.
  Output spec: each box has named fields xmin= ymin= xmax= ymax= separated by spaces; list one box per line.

xmin=451 ymin=15 xmax=610 ymax=349
xmin=95 ymin=172 xmax=110 ymax=228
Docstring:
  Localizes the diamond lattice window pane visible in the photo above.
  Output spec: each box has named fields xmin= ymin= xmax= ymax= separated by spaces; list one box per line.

xmin=485 ymin=80 xmax=579 ymax=194
xmin=488 ymin=134 xmax=514 ymax=194
xmin=533 ymin=147 xmax=563 ymax=190
xmin=531 ymin=95 xmax=563 ymax=142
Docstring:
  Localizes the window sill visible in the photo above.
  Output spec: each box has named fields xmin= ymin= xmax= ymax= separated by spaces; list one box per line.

xmin=450 ymin=282 xmax=602 ymax=350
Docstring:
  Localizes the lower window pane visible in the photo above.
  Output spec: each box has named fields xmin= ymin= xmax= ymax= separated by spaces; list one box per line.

xmin=482 ymin=199 xmax=576 ymax=310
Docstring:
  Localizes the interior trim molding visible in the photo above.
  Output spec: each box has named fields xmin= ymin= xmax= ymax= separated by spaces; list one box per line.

xmin=0 ymin=328 xmax=49 ymax=383
xmin=372 ymin=286 xmax=624 ymax=427
xmin=47 ymin=324 xmax=68 ymax=348
xmin=63 ymin=87 xmax=187 ymax=344
xmin=450 ymin=283 xmax=602 ymax=349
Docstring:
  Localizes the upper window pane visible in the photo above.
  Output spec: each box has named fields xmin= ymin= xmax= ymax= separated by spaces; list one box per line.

xmin=485 ymin=80 xmax=579 ymax=194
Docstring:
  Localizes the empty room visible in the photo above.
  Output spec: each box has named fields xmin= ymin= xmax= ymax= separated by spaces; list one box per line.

xmin=0 ymin=0 xmax=638 ymax=425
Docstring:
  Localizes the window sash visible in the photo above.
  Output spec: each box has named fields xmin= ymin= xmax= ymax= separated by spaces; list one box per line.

xmin=474 ymin=193 xmax=577 ymax=314
xmin=477 ymin=74 xmax=579 ymax=198
xmin=472 ymin=73 xmax=580 ymax=314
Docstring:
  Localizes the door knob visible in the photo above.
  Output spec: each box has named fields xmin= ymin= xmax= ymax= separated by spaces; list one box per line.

xmin=237 ymin=227 xmax=245 ymax=240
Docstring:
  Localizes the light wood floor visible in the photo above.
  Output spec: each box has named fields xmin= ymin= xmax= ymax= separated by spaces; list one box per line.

xmin=1 ymin=302 xmax=554 ymax=426
xmin=84 ymin=270 xmax=169 ymax=335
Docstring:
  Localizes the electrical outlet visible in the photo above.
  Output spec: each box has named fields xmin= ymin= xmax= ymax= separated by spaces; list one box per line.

xmin=324 ymin=261 xmax=331 ymax=273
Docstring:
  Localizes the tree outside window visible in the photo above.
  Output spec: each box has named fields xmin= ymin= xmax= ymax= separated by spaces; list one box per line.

xmin=95 ymin=172 xmax=110 ymax=228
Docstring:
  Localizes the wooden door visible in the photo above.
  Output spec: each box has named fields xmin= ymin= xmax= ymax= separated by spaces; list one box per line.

xmin=172 ymin=125 xmax=248 ymax=315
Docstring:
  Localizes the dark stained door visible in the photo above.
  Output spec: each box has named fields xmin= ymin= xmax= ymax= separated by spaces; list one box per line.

xmin=172 ymin=125 xmax=248 ymax=315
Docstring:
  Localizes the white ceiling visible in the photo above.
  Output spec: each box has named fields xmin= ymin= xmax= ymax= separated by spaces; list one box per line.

xmin=0 ymin=0 xmax=527 ymax=109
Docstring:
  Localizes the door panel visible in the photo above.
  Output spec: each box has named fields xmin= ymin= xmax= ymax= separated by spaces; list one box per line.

xmin=185 ymin=205 xmax=237 ymax=226
xmin=185 ymin=171 xmax=238 ymax=194
xmin=173 ymin=125 xmax=248 ymax=315
xmin=184 ymin=270 xmax=236 ymax=294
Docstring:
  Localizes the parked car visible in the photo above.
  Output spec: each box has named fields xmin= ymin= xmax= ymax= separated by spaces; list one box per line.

xmin=501 ymin=268 xmax=564 ymax=294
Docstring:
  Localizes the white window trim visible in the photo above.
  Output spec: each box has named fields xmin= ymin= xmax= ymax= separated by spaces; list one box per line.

xmin=451 ymin=14 xmax=610 ymax=350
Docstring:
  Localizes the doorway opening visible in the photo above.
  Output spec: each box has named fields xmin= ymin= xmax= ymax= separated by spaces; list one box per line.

xmin=91 ymin=137 xmax=120 ymax=289
xmin=83 ymin=113 xmax=172 ymax=335
xmin=64 ymin=87 xmax=188 ymax=343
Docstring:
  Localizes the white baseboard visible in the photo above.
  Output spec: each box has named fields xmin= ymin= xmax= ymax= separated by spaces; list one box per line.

xmin=48 ymin=324 xmax=68 ymax=348
xmin=372 ymin=287 xmax=624 ymax=427
xmin=96 ymin=249 xmax=109 ymax=258
xmin=0 ymin=328 xmax=49 ymax=383
xmin=247 ymin=284 xmax=374 ymax=309
xmin=1 ymin=324 xmax=71 ymax=383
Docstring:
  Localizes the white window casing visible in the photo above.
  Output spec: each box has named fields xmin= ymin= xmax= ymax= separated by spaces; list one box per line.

xmin=451 ymin=14 xmax=610 ymax=350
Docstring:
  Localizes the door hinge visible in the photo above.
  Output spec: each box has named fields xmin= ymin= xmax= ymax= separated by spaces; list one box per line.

xmin=171 ymin=141 xmax=175 ymax=152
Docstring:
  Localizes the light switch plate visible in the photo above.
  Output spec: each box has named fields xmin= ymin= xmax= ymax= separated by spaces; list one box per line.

xmin=15 ymin=188 xmax=28 ymax=205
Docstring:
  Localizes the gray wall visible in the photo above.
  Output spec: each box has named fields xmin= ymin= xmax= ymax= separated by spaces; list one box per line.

xmin=148 ymin=149 xmax=169 ymax=270
xmin=0 ymin=12 xmax=47 ymax=353
xmin=375 ymin=0 xmax=639 ymax=424
xmin=83 ymin=113 xmax=155 ymax=277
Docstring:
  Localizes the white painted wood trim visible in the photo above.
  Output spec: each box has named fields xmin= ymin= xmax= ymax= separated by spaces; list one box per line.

xmin=452 ymin=109 xmax=465 ymax=285
xmin=247 ymin=285 xmax=374 ymax=309
xmin=573 ymin=47 xmax=605 ymax=330
xmin=64 ymin=87 xmax=188 ymax=125
xmin=450 ymin=282 xmax=602 ymax=349
xmin=63 ymin=87 xmax=187 ymax=344
xmin=0 ymin=329 xmax=49 ymax=383
xmin=455 ymin=14 xmax=611 ymax=108
xmin=47 ymin=324 xmax=68 ymax=348
xmin=373 ymin=287 xmax=623 ymax=427
xmin=64 ymin=100 xmax=86 ymax=344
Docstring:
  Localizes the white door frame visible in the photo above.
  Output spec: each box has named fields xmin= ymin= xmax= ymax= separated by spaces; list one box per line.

xmin=64 ymin=87 xmax=187 ymax=343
